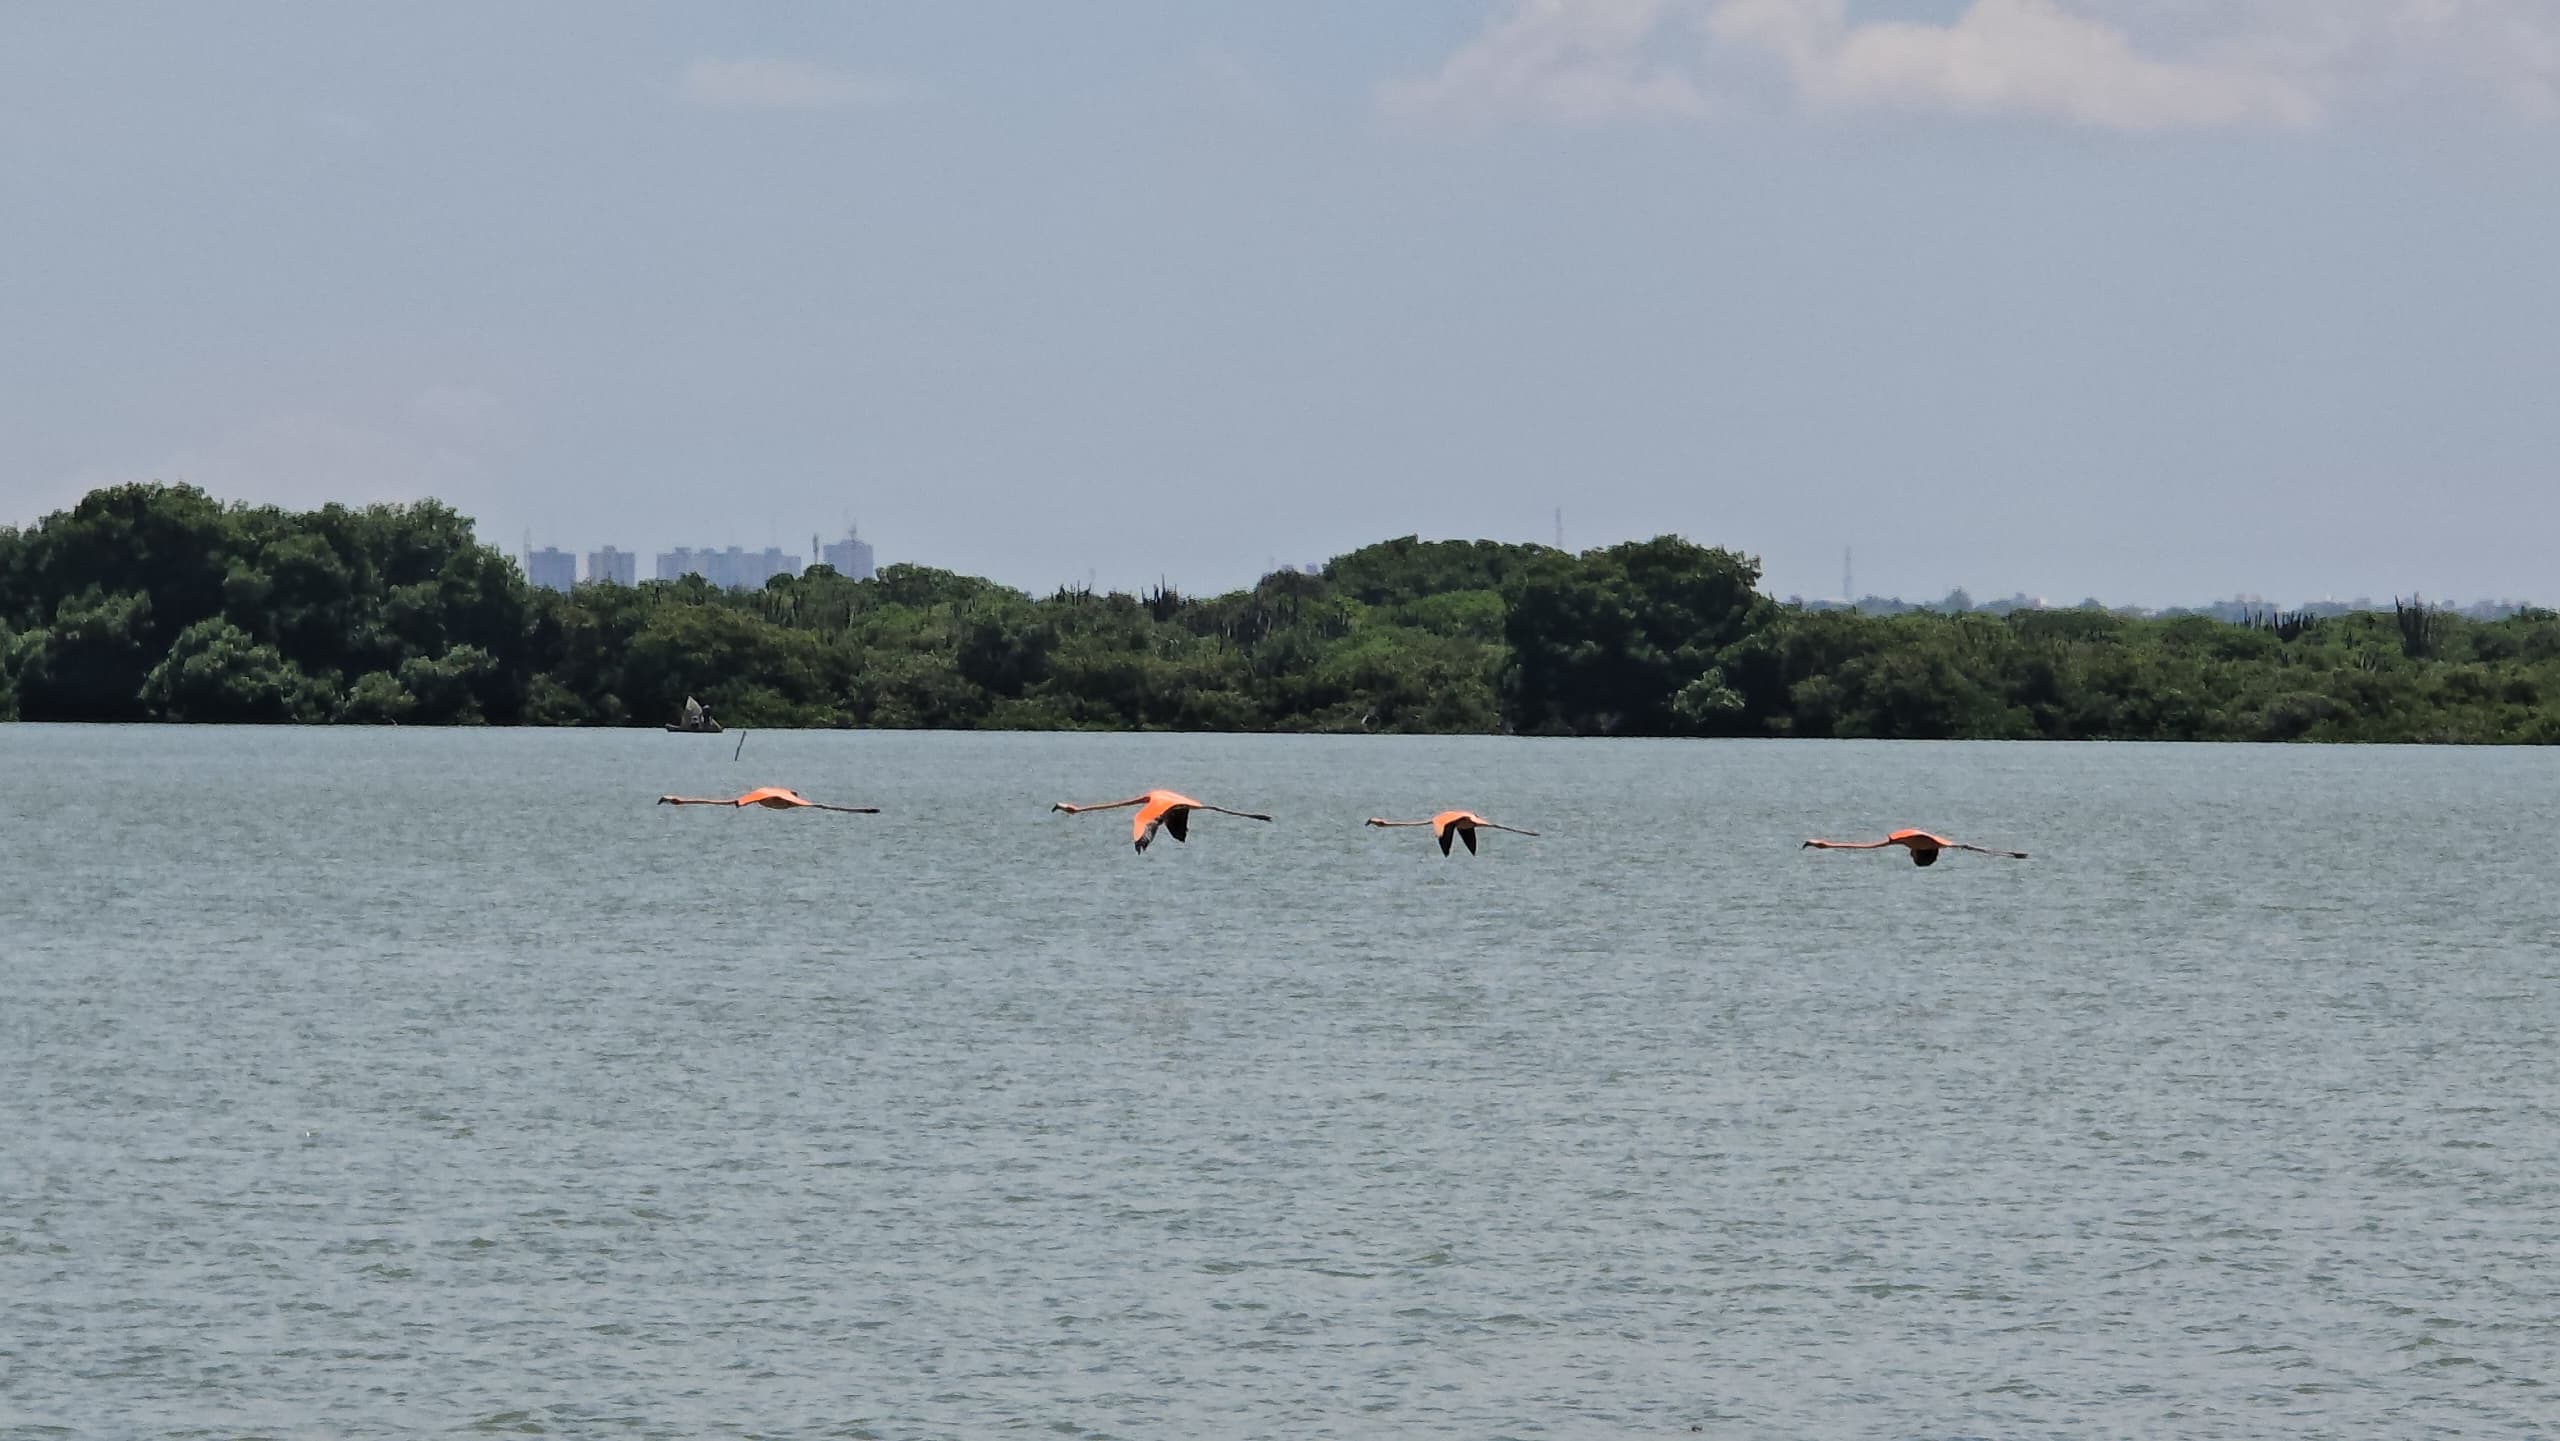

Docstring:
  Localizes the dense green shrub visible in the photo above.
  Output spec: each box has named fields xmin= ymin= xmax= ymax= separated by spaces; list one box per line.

xmin=4 ymin=486 xmax=2553 ymax=742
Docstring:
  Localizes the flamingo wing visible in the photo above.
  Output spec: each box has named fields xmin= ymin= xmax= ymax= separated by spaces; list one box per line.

xmin=1949 ymin=841 xmax=2029 ymax=859
xmin=1458 ymin=825 xmax=1477 ymax=855
xmin=1162 ymin=806 xmax=1190 ymax=844
xmin=1195 ymin=804 xmax=1273 ymax=822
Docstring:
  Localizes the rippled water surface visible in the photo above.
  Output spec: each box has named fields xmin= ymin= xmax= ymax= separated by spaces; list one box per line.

xmin=3 ymin=727 xmax=2556 ymax=1438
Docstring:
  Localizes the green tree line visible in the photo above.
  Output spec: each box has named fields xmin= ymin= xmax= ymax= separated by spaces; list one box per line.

xmin=4 ymin=483 xmax=2555 ymax=741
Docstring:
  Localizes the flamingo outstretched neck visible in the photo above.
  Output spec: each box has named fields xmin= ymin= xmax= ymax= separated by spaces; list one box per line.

xmin=1053 ymin=789 xmax=1272 ymax=851
xmin=1801 ymin=828 xmax=2026 ymax=866
xmin=656 ymin=787 xmax=879 ymax=814
xmin=1366 ymin=810 xmax=1538 ymax=856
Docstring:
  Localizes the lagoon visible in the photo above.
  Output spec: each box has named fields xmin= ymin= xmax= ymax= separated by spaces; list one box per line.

xmin=2 ymin=727 xmax=2555 ymax=1437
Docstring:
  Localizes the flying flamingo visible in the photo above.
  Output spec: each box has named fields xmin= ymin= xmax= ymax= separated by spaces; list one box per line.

xmin=1051 ymin=789 xmax=1272 ymax=852
xmin=656 ymin=786 xmax=879 ymax=814
xmin=1801 ymin=829 xmax=2027 ymax=867
xmin=1364 ymin=810 xmax=1538 ymax=856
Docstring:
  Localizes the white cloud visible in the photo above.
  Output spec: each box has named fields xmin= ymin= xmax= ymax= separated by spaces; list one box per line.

xmin=675 ymin=57 xmax=912 ymax=111
xmin=1389 ymin=0 xmax=2560 ymax=130
xmin=1381 ymin=0 xmax=1710 ymax=127
xmin=1714 ymin=0 xmax=2318 ymax=131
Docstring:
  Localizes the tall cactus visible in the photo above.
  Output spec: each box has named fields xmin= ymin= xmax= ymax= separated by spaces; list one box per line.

xmin=2394 ymin=595 xmax=2446 ymax=659
xmin=2243 ymin=607 xmax=2320 ymax=642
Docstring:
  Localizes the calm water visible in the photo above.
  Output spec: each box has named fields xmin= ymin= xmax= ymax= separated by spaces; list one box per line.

xmin=2 ymin=727 xmax=2555 ymax=1439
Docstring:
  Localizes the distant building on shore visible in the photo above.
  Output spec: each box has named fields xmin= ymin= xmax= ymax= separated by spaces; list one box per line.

xmin=655 ymin=545 xmax=802 ymax=591
xmin=1778 ymin=588 xmax=2549 ymax=621
xmin=816 ymin=526 xmax=877 ymax=581
xmin=523 ymin=546 xmax=576 ymax=593
xmin=584 ymin=546 xmax=637 ymax=587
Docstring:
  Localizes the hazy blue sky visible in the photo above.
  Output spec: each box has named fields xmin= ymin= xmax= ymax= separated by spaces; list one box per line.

xmin=4 ymin=2 xmax=2554 ymax=604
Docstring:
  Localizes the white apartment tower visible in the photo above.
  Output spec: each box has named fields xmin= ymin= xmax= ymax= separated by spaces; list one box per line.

xmin=585 ymin=546 xmax=637 ymax=587
xmin=818 ymin=525 xmax=877 ymax=581
xmin=523 ymin=546 xmax=576 ymax=593
xmin=654 ymin=546 xmax=802 ymax=590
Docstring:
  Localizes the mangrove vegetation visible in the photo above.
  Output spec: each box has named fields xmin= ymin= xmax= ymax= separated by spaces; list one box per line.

xmin=3 ymin=484 xmax=2555 ymax=742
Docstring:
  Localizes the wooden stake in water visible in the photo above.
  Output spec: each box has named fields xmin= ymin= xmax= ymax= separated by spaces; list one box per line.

xmin=733 ymin=731 xmax=746 ymax=762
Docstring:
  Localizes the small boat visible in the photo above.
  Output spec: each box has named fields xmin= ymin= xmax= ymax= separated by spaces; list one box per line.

xmin=667 ymin=695 xmax=724 ymax=734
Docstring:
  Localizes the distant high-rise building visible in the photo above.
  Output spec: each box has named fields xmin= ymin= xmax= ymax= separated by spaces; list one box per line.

xmin=523 ymin=546 xmax=576 ymax=593
xmin=744 ymin=546 xmax=800 ymax=589
xmin=654 ymin=545 xmax=802 ymax=591
xmin=819 ymin=525 xmax=877 ymax=581
xmin=584 ymin=546 xmax=637 ymax=587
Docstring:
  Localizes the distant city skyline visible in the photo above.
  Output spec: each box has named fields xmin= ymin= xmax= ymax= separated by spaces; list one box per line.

xmin=506 ymin=516 xmax=2536 ymax=615
xmin=472 ymin=510 xmax=2541 ymax=610
xmin=655 ymin=545 xmax=802 ymax=591
xmin=1790 ymin=588 xmax=2544 ymax=622
xmin=515 ymin=524 xmax=878 ymax=590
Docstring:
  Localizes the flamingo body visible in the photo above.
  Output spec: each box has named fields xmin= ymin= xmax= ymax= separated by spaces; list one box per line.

xmin=1801 ymin=828 xmax=2026 ymax=866
xmin=739 ymin=786 xmax=815 ymax=810
xmin=656 ymin=788 xmax=879 ymax=814
xmin=1132 ymin=790 xmax=1198 ymax=850
xmin=1051 ymin=788 xmax=1273 ymax=851
xmin=1365 ymin=809 xmax=1539 ymax=856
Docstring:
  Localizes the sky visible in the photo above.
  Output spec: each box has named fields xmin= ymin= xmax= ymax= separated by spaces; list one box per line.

xmin=2 ymin=1 xmax=2554 ymax=606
